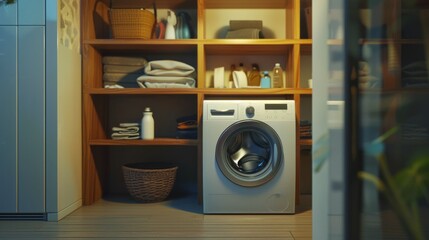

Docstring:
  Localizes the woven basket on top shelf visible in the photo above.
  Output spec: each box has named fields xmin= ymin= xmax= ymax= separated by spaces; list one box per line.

xmin=122 ymin=162 xmax=178 ymax=203
xmin=109 ymin=6 xmax=155 ymax=39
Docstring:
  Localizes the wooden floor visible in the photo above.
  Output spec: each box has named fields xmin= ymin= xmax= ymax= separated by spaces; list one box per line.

xmin=0 ymin=194 xmax=312 ymax=239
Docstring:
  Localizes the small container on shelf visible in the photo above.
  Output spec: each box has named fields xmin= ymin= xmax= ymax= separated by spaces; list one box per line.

xmin=260 ymin=71 xmax=271 ymax=88
xmin=141 ymin=107 xmax=155 ymax=140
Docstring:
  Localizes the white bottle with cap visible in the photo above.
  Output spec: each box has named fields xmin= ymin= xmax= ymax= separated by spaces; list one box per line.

xmin=141 ymin=107 xmax=154 ymax=140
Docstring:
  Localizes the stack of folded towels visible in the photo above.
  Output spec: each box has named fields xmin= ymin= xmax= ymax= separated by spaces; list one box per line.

xmin=137 ymin=60 xmax=196 ymax=88
xmin=102 ymin=56 xmax=148 ymax=88
xmin=176 ymin=115 xmax=197 ymax=139
xmin=111 ymin=123 xmax=140 ymax=140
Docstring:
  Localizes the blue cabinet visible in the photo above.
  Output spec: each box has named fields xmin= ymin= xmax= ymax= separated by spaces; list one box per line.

xmin=0 ymin=3 xmax=17 ymax=25
xmin=0 ymin=26 xmax=18 ymax=213
xmin=0 ymin=0 xmax=82 ymax=220
xmin=0 ymin=1 xmax=46 ymax=214
xmin=0 ymin=25 xmax=46 ymax=214
xmin=0 ymin=0 xmax=45 ymax=25
xmin=18 ymin=26 xmax=46 ymax=213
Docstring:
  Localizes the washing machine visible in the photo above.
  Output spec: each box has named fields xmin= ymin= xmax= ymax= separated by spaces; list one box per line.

xmin=203 ymin=100 xmax=296 ymax=214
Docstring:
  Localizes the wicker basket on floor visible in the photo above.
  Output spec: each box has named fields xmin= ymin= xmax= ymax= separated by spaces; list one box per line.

xmin=122 ymin=162 xmax=178 ymax=203
xmin=109 ymin=1 xmax=156 ymax=39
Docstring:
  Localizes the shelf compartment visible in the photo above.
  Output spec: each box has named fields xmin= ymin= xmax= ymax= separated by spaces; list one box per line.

xmin=89 ymin=138 xmax=199 ymax=146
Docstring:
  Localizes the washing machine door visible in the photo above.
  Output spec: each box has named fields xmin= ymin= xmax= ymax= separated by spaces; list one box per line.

xmin=215 ymin=119 xmax=284 ymax=187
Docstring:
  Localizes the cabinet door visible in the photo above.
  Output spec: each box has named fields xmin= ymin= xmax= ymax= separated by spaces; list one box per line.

xmin=18 ymin=26 xmax=45 ymax=213
xmin=18 ymin=0 xmax=45 ymax=26
xmin=0 ymin=3 xmax=17 ymax=25
xmin=0 ymin=26 xmax=18 ymax=213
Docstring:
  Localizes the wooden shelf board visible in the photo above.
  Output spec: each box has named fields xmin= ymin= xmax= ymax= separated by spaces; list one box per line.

xmin=85 ymin=88 xmax=313 ymax=95
xmin=204 ymin=0 xmax=289 ymax=9
xmin=85 ymin=39 xmax=198 ymax=52
xmin=84 ymin=88 xmax=199 ymax=95
xmin=89 ymin=138 xmax=199 ymax=146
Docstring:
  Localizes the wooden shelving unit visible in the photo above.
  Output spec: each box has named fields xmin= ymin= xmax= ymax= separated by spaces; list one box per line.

xmin=81 ymin=0 xmax=313 ymax=205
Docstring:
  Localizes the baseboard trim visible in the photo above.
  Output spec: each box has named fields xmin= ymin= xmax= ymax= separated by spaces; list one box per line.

xmin=47 ymin=199 xmax=83 ymax=221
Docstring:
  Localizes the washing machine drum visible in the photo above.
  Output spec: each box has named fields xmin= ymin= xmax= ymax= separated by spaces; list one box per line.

xmin=215 ymin=120 xmax=284 ymax=187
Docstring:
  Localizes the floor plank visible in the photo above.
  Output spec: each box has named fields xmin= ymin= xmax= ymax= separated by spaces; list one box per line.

xmin=0 ymin=194 xmax=312 ymax=239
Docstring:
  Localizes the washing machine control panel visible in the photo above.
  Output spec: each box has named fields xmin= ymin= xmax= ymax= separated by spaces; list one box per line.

xmin=241 ymin=102 xmax=292 ymax=121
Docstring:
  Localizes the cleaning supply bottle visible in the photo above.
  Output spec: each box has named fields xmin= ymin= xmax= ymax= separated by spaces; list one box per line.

xmin=247 ymin=63 xmax=261 ymax=86
xmin=141 ymin=107 xmax=154 ymax=140
xmin=237 ymin=63 xmax=247 ymax=75
xmin=227 ymin=64 xmax=236 ymax=88
xmin=272 ymin=63 xmax=284 ymax=88
xmin=260 ymin=71 xmax=271 ymax=88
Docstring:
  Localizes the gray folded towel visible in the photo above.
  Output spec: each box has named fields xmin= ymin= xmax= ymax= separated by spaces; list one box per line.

xmin=103 ymin=64 xmax=146 ymax=74
xmin=111 ymin=123 xmax=141 ymax=139
xmin=112 ymin=126 xmax=140 ymax=134
xmin=102 ymin=56 xmax=148 ymax=66
xmin=144 ymin=60 xmax=195 ymax=77
xmin=229 ymin=20 xmax=263 ymax=31
xmin=225 ymin=28 xmax=262 ymax=39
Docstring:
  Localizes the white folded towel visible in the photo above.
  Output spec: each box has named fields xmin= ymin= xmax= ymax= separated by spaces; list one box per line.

xmin=111 ymin=132 xmax=140 ymax=140
xmin=137 ymin=75 xmax=196 ymax=88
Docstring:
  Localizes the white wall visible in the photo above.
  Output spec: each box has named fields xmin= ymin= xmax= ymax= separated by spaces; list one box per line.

xmin=46 ymin=0 xmax=82 ymax=221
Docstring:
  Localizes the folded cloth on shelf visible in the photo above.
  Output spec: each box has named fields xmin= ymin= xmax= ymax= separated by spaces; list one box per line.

xmin=103 ymin=73 xmax=142 ymax=83
xmin=104 ymin=81 xmax=139 ymax=88
xmin=112 ymin=126 xmax=140 ymax=134
xmin=104 ymin=84 xmax=124 ymax=89
xmin=103 ymin=64 xmax=146 ymax=74
xmin=118 ymin=123 xmax=139 ymax=127
xmin=226 ymin=28 xmax=262 ymax=39
xmin=229 ymin=20 xmax=263 ymax=31
xmin=177 ymin=120 xmax=198 ymax=130
xmin=111 ymin=132 xmax=140 ymax=140
xmin=176 ymin=129 xmax=197 ymax=139
xmin=137 ymin=75 xmax=196 ymax=88
xmin=111 ymin=123 xmax=140 ymax=140
xmin=102 ymin=56 xmax=148 ymax=66
xmin=144 ymin=60 xmax=195 ymax=77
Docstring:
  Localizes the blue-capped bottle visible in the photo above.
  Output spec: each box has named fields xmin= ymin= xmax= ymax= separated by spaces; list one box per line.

xmin=260 ymin=71 xmax=271 ymax=88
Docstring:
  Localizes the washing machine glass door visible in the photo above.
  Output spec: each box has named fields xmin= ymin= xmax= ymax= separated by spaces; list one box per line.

xmin=215 ymin=119 xmax=284 ymax=187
